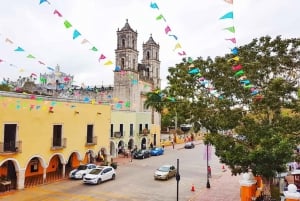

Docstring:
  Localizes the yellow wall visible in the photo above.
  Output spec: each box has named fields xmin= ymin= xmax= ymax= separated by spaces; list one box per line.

xmin=0 ymin=94 xmax=111 ymax=170
xmin=111 ymin=111 xmax=161 ymax=147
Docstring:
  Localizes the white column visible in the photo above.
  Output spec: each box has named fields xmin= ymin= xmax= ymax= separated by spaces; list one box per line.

xmin=62 ymin=164 xmax=66 ymax=178
xmin=16 ymin=168 xmax=25 ymax=190
xmin=284 ymin=184 xmax=300 ymax=200
xmin=43 ymin=168 xmax=47 ymax=183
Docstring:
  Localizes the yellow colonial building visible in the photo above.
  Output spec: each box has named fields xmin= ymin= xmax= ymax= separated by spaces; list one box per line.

xmin=0 ymin=91 xmax=111 ymax=191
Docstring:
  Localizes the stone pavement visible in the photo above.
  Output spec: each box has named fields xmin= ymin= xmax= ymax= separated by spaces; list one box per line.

xmin=188 ymin=168 xmax=241 ymax=201
xmin=113 ymin=142 xmax=242 ymax=201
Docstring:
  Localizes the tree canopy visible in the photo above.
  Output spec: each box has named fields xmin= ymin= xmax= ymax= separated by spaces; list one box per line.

xmin=157 ymin=35 xmax=300 ymax=191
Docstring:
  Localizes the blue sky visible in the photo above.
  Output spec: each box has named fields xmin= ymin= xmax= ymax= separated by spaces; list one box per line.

xmin=1 ymin=0 xmax=300 ymax=88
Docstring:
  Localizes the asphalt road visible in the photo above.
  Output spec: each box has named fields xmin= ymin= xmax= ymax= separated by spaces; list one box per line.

xmin=0 ymin=142 xmax=224 ymax=201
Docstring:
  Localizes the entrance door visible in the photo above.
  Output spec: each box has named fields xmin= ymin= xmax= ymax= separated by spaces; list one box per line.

xmin=4 ymin=124 xmax=16 ymax=152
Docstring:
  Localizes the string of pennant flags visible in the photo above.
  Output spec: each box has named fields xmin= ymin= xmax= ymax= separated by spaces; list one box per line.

xmin=38 ymin=0 xmax=113 ymax=65
xmin=150 ymin=1 xmax=221 ymax=98
xmin=220 ymin=0 xmax=262 ymax=101
xmin=0 ymin=33 xmax=60 ymax=81
xmin=150 ymin=2 xmax=187 ymax=57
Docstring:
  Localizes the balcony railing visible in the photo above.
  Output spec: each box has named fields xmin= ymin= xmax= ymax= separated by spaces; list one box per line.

xmin=139 ymin=129 xmax=150 ymax=136
xmin=113 ymin=131 xmax=124 ymax=138
xmin=86 ymin=136 xmax=97 ymax=146
xmin=51 ymin=138 xmax=67 ymax=150
xmin=0 ymin=141 xmax=22 ymax=154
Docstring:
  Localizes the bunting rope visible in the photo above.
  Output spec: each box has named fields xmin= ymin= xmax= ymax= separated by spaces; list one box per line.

xmin=150 ymin=1 xmax=221 ymax=98
xmin=38 ymin=0 xmax=113 ymax=66
xmin=0 ymin=33 xmax=62 ymax=80
xmin=221 ymin=0 xmax=262 ymax=101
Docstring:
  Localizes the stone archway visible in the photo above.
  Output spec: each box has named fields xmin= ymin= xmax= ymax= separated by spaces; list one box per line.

xmin=128 ymin=139 xmax=134 ymax=150
xmin=0 ymin=160 xmax=17 ymax=192
xmin=117 ymin=140 xmax=125 ymax=154
xmin=141 ymin=138 xmax=147 ymax=150
xmin=46 ymin=155 xmax=64 ymax=182
xmin=66 ymin=152 xmax=81 ymax=176
xmin=24 ymin=157 xmax=45 ymax=188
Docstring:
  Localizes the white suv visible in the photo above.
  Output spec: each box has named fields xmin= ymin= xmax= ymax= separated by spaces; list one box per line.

xmin=69 ymin=164 xmax=96 ymax=179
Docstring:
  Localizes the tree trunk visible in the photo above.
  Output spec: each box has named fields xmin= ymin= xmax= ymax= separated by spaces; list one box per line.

xmin=262 ymin=177 xmax=272 ymax=196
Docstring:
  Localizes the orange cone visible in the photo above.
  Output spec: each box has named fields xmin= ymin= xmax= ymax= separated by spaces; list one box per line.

xmin=191 ymin=184 xmax=195 ymax=192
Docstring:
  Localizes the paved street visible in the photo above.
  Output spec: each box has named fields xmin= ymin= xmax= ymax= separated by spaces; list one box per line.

xmin=0 ymin=141 xmax=241 ymax=201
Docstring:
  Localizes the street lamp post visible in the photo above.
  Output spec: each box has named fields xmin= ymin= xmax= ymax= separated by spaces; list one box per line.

xmin=206 ymin=143 xmax=210 ymax=188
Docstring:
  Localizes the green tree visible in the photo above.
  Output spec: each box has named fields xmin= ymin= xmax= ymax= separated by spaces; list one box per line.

xmin=165 ymin=36 xmax=300 ymax=195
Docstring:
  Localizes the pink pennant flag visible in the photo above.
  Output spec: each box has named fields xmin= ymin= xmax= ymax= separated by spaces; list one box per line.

xmin=38 ymin=61 xmax=45 ymax=65
xmin=98 ymin=54 xmax=106 ymax=62
xmin=224 ymin=0 xmax=233 ymax=4
xmin=226 ymin=38 xmax=236 ymax=43
xmin=165 ymin=26 xmax=171 ymax=34
xmin=53 ymin=9 xmax=62 ymax=17
xmin=5 ymin=38 xmax=13 ymax=44
xmin=31 ymin=73 xmax=37 ymax=77
xmin=232 ymin=64 xmax=242 ymax=71
xmin=178 ymin=51 xmax=186 ymax=56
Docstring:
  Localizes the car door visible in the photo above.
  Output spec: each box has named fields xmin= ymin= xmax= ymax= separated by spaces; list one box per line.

xmin=87 ymin=164 xmax=96 ymax=174
xmin=102 ymin=168 xmax=112 ymax=181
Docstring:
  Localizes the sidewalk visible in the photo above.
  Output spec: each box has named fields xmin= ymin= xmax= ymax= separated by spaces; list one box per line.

xmin=113 ymin=142 xmax=242 ymax=201
xmin=188 ymin=168 xmax=241 ymax=201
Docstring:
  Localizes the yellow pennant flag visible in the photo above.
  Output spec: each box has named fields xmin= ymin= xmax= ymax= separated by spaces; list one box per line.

xmin=104 ymin=60 xmax=113 ymax=65
xmin=173 ymin=43 xmax=182 ymax=51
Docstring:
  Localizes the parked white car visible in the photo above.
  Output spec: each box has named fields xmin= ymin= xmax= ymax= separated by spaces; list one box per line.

xmin=69 ymin=164 xmax=97 ymax=179
xmin=83 ymin=166 xmax=116 ymax=185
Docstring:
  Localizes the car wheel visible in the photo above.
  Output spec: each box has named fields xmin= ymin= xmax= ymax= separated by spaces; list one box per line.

xmin=142 ymin=155 xmax=145 ymax=159
xmin=166 ymin=175 xmax=169 ymax=180
xmin=97 ymin=178 xmax=102 ymax=184
xmin=82 ymin=174 xmax=85 ymax=179
xmin=111 ymin=174 xmax=116 ymax=180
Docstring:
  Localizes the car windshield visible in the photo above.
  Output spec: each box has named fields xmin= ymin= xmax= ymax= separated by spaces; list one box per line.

xmin=89 ymin=168 xmax=102 ymax=175
xmin=77 ymin=165 xmax=87 ymax=170
xmin=158 ymin=166 xmax=170 ymax=172
xmin=137 ymin=150 xmax=144 ymax=154
xmin=152 ymin=148 xmax=159 ymax=151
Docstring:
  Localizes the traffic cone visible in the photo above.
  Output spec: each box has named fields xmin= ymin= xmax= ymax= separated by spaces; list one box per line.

xmin=222 ymin=165 xmax=226 ymax=172
xmin=191 ymin=184 xmax=195 ymax=192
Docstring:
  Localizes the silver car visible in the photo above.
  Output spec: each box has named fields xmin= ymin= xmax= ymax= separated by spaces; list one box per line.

xmin=154 ymin=165 xmax=176 ymax=180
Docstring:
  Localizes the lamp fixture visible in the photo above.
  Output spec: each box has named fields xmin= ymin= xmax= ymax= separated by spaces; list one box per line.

xmin=74 ymin=111 xmax=79 ymax=114
xmin=48 ymin=110 xmax=54 ymax=113
xmin=97 ymin=112 xmax=102 ymax=115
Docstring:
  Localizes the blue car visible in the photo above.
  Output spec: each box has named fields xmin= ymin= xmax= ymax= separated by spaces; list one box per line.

xmin=150 ymin=147 xmax=164 ymax=156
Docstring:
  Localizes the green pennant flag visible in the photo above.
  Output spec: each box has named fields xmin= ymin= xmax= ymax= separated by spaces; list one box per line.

xmin=27 ymin=54 xmax=35 ymax=59
xmin=234 ymin=70 xmax=244 ymax=77
xmin=91 ymin=46 xmax=98 ymax=51
xmin=156 ymin=14 xmax=165 ymax=21
xmin=64 ymin=20 xmax=72 ymax=28
xmin=224 ymin=26 xmax=235 ymax=33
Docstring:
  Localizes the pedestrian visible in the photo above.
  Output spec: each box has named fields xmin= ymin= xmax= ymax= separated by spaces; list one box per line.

xmin=171 ymin=141 xmax=174 ymax=149
xmin=208 ymin=165 xmax=212 ymax=178
xmin=161 ymin=141 xmax=165 ymax=149
xmin=150 ymin=142 xmax=153 ymax=149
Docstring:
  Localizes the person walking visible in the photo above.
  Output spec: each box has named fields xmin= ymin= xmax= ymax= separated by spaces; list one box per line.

xmin=171 ymin=141 xmax=174 ymax=149
xmin=208 ymin=165 xmax=212 ymax=178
